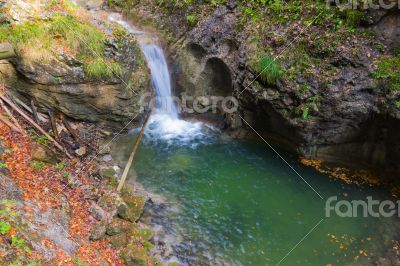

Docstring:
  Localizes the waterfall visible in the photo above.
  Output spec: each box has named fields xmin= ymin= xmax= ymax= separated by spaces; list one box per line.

xmin=140 ymin=44 xmax=178 ymax=118
xmin=108 ymin=14 xmax=214 ymax=145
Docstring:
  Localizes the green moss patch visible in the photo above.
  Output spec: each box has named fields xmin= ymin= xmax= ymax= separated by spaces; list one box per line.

xmin=373 ymin=56 xmax=400 ymax=91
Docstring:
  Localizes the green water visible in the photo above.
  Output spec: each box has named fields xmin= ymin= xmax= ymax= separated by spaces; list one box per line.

xmin=113 ymin=133 xmax=399 ymax=266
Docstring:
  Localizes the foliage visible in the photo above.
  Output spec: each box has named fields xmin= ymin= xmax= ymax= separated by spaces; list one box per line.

xmin=373 ymin=56 xmax=400 ymax=91
xmin=31 ymin=161 xmax=45 ymax=169
xmin=254 ymin=55 xmax=283 ymax=84
xmin=186 ymin=14 xmax=198 ymax=26
xmin=36 ymin=135 xmax=48 ymax=146
xmin=55 ymin=162 xmax=65 ymax=170
xmin=0 ymin=162 xmax=8 ymax=169
xmin=11 ymin=235 xmax=31 ymax=254
xmin=0 ymin=220 xmax=11 ymax=234
xmin=396 ymin=100 xmax=400 ymax=109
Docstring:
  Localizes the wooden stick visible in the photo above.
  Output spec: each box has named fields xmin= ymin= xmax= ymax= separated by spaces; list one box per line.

xmin=30 ymin=99 xmax=40 ymax=124
xmin=0 ymin=114 xmax=22 ymax=132
xmin=0 ymin=95 xmax=72 ymax=159
xmin=13 ymin=98 xmax=48 ymax=122
xmin=60 ymin=114 xmax=80 ymax=141
xmin=117 ymin=110 xmax=152 ymax=192
xmin=0 ymin=99 xmax=23 ymax=131
xmin=48 ymin=110 xmax=59 ymax=142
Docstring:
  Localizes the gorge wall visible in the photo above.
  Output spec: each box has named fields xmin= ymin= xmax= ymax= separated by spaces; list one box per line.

xmin=120 ymin=0 xmax=400 ymax=180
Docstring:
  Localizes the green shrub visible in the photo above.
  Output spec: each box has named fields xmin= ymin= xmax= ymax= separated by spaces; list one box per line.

xmin=255 ymin=55 xmax=283 ymax=84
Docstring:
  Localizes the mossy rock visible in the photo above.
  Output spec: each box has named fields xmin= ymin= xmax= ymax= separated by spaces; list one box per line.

xmin=121 ymin=245 xmax=148 ymax=266
xmin=117 ymin=194 xmax=145 ymax=222
xmin=89 ymin=221 xmax=106 ymax=240
xmin=97 ymin=193 xmax=121 ymax=212
xmin=99 ymin=167 xmax=116 ymax=179
xmin=108 ymin=232 xmax=128 ymax=248
xmin=106 ymin=218 xmax=132 ymax=236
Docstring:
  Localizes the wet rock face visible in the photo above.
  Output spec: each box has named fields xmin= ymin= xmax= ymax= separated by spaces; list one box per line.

xmin=131 ymin=2 xmax=400 ymax=178
xmin=372 ymin=11 xmax=400 ymax=51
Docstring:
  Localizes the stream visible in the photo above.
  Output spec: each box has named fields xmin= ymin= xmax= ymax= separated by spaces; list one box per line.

xmin=110 ymin=14 xmax=400 ymax=266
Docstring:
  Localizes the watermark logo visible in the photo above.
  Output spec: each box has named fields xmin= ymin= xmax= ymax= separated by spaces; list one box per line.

xmin=325 ymin=196 xmax=400 ymax=218
xmin=327 ymin=0 xmax=400 ymax=10
xmin=138 ymin=93 xmax=239 ymax=114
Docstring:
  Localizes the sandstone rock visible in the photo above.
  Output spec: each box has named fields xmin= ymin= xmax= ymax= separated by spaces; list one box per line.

xmin=30 ymin=143 xmax=57 ymax=164
xmin=0 ymin=43 xmax=15 ymax=60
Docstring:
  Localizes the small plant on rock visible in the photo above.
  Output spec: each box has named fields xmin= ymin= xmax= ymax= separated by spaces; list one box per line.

xmin=255 ymin=55 xmax=283 ymax=84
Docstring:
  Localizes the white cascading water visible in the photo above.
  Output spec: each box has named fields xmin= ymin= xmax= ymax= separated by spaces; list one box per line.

xmin=108 ymin=14 xmax=209 ymax=145
xmin=140 ymin=44 xmax=178 ymax=118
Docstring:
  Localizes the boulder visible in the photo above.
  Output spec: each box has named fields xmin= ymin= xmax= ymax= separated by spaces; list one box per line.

xmin=106 ymin=218 xmax=132 ymax=236
xmin=30 ymin=143 xmax=57 ymax=164
xmin=117 ymin=194 xmax=145 ymax=223
xmin=108 ymin=233 xmax=128 ymax=248
xmin=89 ymin=222 xmax=106 ymax=240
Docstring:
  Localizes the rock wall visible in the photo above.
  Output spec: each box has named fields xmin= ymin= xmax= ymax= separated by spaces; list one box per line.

xmin=0 ymin=0 xmax=150 ymax=129
xmin=124 ymin=0 xmax=400 ymax=180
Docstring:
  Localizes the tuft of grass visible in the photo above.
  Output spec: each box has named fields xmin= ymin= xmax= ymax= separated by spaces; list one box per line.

xmin=84 ymin=58 xmax=123 ymax=78
xmin=255 ymin=55 xmax=283 ymax=84
xmin=395 ymin=100 xmax=400 ymax=109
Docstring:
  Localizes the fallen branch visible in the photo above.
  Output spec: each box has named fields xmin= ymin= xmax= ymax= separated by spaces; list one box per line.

xmin=0 ymin=99 xmax=23 ymax=131
xmin=117 ymin=109 xmax=152 ymax=192
xmin=31 ymin=99 xmax=40 ymax=124
xmin=13 ymin=98 xmax=48 ymax=123
xmin=0 ymin=95 xmax=72 ymax=159
xmin=60 ymin=114 xmax=80 ymax=141
xmin=0 ymin=113 xmax=22 ymax=133
xmin=48 ymin=110 xmax=59 ymax=142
